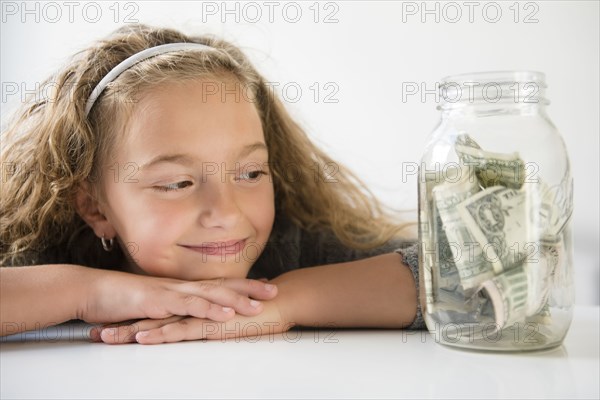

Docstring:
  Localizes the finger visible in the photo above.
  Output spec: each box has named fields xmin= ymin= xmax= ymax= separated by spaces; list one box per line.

xmin=182 ymin=278 xmax=278 ymax=301
xmin=169 ymin=281 xmax=273 ymax=317
xmin=89 ymin=326 xmax=102 ymax=342
xmin=136 ymin=285 xmax=238 ymax=322
xmin=221 ymin=278 xmax=278 ymax=300
xmin=99 ymin=326 xmax=137 ymax=344
xmin=90 ymin=319 xmax=145 ymax=343
xmin=135 ymin=316 xmax=283 ymax=344
xmin=135 ymin=318 xmax=217 ymax=345
xmin=159 ymin=292 xmax=243 ymax=320
xmin=100 ymin=316 xmax=184 ymax=344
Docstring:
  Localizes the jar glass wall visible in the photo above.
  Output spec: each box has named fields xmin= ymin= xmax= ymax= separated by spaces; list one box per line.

xmin=418 ymin=71 xmax=574 ymax=351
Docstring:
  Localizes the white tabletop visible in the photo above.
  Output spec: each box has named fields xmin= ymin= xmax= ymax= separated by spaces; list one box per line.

xmin=1 ymin=306 xmax=598 ymax=399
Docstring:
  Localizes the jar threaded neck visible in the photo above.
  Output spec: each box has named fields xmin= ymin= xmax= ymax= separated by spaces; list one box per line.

xmin=437 ymin=70 xmax=548 ymax=111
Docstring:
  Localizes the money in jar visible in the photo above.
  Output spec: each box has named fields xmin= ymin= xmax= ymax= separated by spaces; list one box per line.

xmin=418 ymin=71 xmax=574 ymax=351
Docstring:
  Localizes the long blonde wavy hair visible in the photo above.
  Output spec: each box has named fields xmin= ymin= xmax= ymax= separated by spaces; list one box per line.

xmin=1 ymin=24 xmax=411 ymax=267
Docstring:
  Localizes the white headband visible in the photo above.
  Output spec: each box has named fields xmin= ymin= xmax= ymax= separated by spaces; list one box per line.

xmin=85 ymin=42 xmax=214 ymax=116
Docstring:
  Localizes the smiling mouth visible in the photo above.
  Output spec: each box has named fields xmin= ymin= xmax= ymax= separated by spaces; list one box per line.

xmin=181 ymin=239 xmax=247 ymax=256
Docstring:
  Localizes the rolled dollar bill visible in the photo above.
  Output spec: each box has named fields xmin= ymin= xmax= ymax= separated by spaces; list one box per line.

xmin=523 ymin=244 xmax=557 ymax=316
xmin=477 ymin=248 xmax=557 ymax=331
xmin=479 ymin=265 xmax=529 ymax=330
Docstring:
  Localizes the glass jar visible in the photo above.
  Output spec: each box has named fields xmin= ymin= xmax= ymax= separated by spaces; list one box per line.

xmin=418 ymin=71 xmax=574 ymax=351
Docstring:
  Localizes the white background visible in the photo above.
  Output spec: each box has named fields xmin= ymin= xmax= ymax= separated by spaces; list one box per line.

xmin=1 ymin=1 xmax=598 ymax=304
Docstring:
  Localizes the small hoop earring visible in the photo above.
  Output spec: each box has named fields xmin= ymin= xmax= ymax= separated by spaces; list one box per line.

xmin=101 ymin=235 xmax=114 ymax=252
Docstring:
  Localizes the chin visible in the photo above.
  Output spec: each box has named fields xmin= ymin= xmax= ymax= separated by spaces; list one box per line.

xmin=178 ymin=263 xmax=251 ymax=281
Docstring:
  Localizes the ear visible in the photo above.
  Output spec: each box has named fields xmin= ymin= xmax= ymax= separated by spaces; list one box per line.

xmin=74 ymin=182 xmax=117 ymax=240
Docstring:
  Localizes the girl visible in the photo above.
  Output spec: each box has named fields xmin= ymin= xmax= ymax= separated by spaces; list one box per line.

xmin=1 ymin=24 xmax=423 ymax=344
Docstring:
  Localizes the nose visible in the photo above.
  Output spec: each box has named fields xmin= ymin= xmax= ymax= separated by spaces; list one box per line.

xmin=197 ymin=180 xmax=241 ymax=230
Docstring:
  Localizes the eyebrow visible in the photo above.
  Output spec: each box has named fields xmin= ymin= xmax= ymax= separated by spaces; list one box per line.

xmin=140 ymin=142 xmax=268 ymax=170
xmin=237 ymin=142 xmax=268 ymax=159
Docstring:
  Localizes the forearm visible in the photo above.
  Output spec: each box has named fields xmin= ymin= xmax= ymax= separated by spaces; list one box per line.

xmin=271 ymin=252 xmax=417 ymax=329
xmin=0 ymin=264 xmax=89 ymax=336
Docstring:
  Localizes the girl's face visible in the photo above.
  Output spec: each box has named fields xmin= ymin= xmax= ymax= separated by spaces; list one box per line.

xmin=97 ymin=78 xmax=275 ymax=280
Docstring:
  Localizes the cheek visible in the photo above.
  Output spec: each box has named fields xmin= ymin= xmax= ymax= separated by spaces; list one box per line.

xmin=103 ymin=183 xmax=187 ymax=257
xmin=127 ymin=213 xmax=176 ymax=259
xmin=115 ymin=200 xmax=189 ymax=277
xmin=244 ymin=184 xmax=276 ymax=240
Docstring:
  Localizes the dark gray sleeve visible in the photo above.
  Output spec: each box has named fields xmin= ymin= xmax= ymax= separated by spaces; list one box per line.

xmin=394 ymin=243 xmax=426 ymax=330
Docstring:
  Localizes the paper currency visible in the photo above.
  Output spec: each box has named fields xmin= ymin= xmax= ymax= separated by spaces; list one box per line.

xmin=524 ymin=244 xmax=559 ymax=316
xmin=456 ymin=186 xmax=530 ymax=274
xmin=424 ymin=132 xmax=565 ymax=331
xmin=455 ymin=133 xmax=526 ymax=189
xmin=479 ymin=265 xmax=529 ymax=329
xmin=433 ymin=168 xmax=496 ymax=292
xmin=477 ymin=241 xmax=559 ymax=331
xmin=538 ymin=180 xmax=573 ymax=243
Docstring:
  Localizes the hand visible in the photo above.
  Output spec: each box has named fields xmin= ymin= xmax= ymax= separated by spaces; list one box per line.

xmin=93 ymin=276 xmax=294 ymax=344
xmin=78 ymin=268 xmax=278 ymax=327
xmin=94 ymin=294 xmax=291 ymax=344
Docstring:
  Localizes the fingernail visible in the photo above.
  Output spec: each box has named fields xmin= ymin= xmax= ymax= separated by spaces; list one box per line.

xmin=264 ymin=283 xmax=275 ymax=291
xmin=222 ymin=306 xmax=233 ymax=313
xmin=102 ymin=328 xmax=116 ymax=336
xmin=250 ymin=299 xmax=261 ymax=308
xmin=136 ymin=331 xmax=149 ymax=341
xmin=89 ymin=328 xmax=101 ymax=341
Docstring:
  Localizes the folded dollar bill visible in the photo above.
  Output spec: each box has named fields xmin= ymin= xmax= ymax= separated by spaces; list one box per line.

xmin=455 ymin=133 xmax=526 ymax=189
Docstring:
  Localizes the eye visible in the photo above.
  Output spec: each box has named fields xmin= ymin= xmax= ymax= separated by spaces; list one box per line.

xmin=153 ymin=181 xmax=193 ymax=192
xmin=237 ymin=170 xmax=268 ymax=182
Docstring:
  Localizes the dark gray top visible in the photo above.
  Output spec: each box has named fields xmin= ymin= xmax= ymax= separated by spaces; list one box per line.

xmin=8 ymin=212 xmax=425 ymax=330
